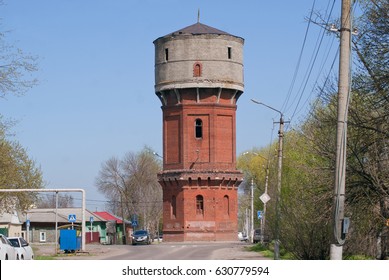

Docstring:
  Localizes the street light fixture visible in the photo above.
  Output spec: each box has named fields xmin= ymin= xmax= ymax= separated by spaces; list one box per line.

xmin=251 ymin=98 xmax=285 ymax=260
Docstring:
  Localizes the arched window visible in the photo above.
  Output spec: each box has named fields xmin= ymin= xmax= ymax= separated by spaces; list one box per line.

xmin=171 ymin=195 xmax=177 ymax=219
xmin=193 ymin=63 xmax=202 ymax=77
xmin=196 ymin=195 xmax=204 ymax=216
xmin=223 ymin=195 xmax=230 ymax=216
xmin=195 ymin=119 xmax=203 ymax=139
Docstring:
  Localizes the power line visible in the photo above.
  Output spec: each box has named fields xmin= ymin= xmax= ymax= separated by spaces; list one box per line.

xmin=286 ymin=0 xmax=337 ymax=122
xmin=282 ymin=0 xmax=317 ymax=113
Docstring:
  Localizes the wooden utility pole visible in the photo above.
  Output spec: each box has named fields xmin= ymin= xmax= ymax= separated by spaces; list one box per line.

xmin=330 ymin=0 xmax=353 ymax=260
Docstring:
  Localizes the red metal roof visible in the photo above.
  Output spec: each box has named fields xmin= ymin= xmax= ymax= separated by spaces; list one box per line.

xmin=94 ymin=211 xmax=123 ymax=224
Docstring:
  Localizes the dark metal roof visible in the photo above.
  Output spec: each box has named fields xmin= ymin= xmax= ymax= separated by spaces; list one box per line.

xmin=154 ymin=22 xmax=244 ymax=43
xmin=169 ymin=22 xmax=231 ymax=36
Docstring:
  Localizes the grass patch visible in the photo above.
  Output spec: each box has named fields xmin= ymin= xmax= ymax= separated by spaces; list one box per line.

xmin=35 ymin=255 xmax=57 ymax=260
xmin=246 ymin=242 xmax=295 ymax=260
xmin=247 ymin=243 xmax=274 ymax=258
xmin=344 ymin=255 xmax=375 ymax=260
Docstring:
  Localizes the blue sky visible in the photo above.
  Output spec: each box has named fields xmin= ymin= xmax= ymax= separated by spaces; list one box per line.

xmin=1 ymin=0 xmax=345 ymax=210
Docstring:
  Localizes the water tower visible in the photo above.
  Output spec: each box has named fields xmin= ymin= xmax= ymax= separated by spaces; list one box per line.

xmin=154 ymin=20 xmax=244 ymax=241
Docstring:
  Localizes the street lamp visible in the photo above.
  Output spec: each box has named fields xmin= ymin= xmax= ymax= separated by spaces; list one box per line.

xmin=251 ymin=98 xmax=285 ymax=260
xmin=153 ymin=152 xmax=163 ymax=159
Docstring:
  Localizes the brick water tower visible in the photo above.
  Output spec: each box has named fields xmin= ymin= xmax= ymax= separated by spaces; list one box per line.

xmin=154 ymin=20 xmax=244 ymax=241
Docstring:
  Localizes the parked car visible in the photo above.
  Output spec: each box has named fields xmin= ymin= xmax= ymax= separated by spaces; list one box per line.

xmin=8 ymin=237 xmax=34 ymax=260
xmin=131 ymin=230 xmax=151 ymax=245
xmin=238 ymin=232 xmax=248 ymax=242
xmin=0 ymin=234 xmax=17 ymax=260
xmin=253 ymin=229 xmax=261 ymax=243
xmin=153 ymin=233 xmax=163 ymax=242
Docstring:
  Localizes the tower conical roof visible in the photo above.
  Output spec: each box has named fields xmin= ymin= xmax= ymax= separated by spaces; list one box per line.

xmin=170 ymin=22 xmax=231 ymax=36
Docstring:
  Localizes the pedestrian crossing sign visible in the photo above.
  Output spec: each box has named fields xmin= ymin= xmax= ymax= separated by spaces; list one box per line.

xmin=68 ymin=214 xmax=76 ymax=223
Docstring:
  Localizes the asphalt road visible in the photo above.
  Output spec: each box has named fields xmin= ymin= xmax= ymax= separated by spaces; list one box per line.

xmin=50 ymin=242 xmax=268 ymax=260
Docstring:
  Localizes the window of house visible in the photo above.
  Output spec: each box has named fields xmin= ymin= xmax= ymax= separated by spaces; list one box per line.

xmin=228 ymin=47 xmax=232 ymax=59
xmin=171 ymin=195 xmax=177 ymax=219
xmin=195 ymin=119 xmax=203 ymax=139
xmin=196 ymin=195 xmax=204 ymax=216
xmin=40 ymin=232 xmax=46 ymax=242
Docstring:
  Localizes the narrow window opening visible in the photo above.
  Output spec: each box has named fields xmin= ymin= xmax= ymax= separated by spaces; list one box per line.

xmin=224 ymin=195 xmax=230 ymax=216
xmin=193 ymin=63 xmax=202 ymax=77
xmin=195 ymin=119 xmax=203 ymax=139
xmin=171 ymin=195 xmax=177 ymax=219
xmin=196 ymin=195 xmax=204 ymax=216
xmin=228 ymin=47 xmax=232 ymax=59
xmin=165 ymin=48 xmax=169 ymax=61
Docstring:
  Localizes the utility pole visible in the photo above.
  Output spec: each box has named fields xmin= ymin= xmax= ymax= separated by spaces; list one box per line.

xmin=274 ymin=115 xmax=284 ymax=260
xmin=251 ymin=99 xmax=286 ymax=259
xmin=260 ymin=166 xmax=269 ymax=244
xmin=250 ymin=178 xmax=254 ymax=243
xmin=330 ymin=0 xmax=353 ymax=260
xmin=242 ymin=151 xmax=270 ymax=244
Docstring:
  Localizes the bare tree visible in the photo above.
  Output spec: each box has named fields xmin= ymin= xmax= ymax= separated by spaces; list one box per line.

xmin=0 ymin=15 xmax=38 ymax=98
xmin=95 ymin=147 xmax=162 ymax=233
xmin=36 ymin=193 xmax=74 ymax=208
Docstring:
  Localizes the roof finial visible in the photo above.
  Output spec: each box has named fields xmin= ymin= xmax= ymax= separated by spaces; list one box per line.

xmin=197 ymin=8 xmax=200 ymax=23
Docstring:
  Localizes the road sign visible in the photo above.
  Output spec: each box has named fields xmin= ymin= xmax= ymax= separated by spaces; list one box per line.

xmin=260 ymin=193 xmax=271 ymax=204
xmin=68 ymin=214 xmax=76 ymax=223
xmin=90 ymin=216 xmax=94 ymax=223
xmin=131 ymin=214 xmax=138 ymax=227
xmin=26 ymin=219 xmax=30 ymax=227
xmin=257 ymin=210 xmax=263 ymax=219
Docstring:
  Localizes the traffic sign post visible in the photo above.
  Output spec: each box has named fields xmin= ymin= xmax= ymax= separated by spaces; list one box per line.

xmin=260 ymin=193 xmax=271 ymax=204
xmin=259 ymin=193 xmax=270 ymax=245
xmin=68 ymin=214 xmax=76 ymax=222
xmin=131 ymin=214 xmax=138 ymax=228
xmin=90 ymin=216 xmax=94 ymax=242
xmin=68 ymin=214 xmax=76 ymax=230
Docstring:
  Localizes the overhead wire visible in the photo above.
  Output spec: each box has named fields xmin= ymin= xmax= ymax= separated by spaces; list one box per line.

xmin=286 ymin=0 xmax=337 ymax=124
xmin=295 ymin=36 xmax=339 ymax=119
xmin=281 ymin=0 xmax=317 ymax=113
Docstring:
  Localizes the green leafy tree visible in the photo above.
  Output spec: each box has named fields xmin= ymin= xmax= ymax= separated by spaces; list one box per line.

xmin=0 ymin=122 xmax=43 ymax=213
xmin=0 ymin=1 xmax=42 ymax=213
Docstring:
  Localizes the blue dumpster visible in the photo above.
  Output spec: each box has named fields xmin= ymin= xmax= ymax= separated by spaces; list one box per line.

xmin=59 ymin=229 xmax=81 ymax=252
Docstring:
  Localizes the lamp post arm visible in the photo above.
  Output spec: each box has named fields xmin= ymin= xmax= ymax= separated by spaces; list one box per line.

xmin=250 ymin=99 xmax=283 ymax=118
